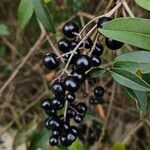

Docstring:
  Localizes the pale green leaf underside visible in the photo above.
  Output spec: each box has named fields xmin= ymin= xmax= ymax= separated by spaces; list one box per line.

xmin=0 ymin=23 xmax=9 ymax=36
xmin=109 ymin=68 xmax=150 ymax=91
xmin=135 ymin=0 xmax=150 ymax=11
xmin=126 ymin=88 xmax=147 ymax=115
xmin=113 ymin=51 xmax=150 ymax=74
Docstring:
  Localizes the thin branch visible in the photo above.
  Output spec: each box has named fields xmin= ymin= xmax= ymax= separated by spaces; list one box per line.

xmin=0 ymin=22 xmax=46 ymax=96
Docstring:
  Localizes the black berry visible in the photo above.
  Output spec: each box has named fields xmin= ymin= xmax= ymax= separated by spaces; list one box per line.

xmin=58 ymin=38 xmax=71 ymax=53
xmin=89 ymin=96 xmax=104 ymax=105
xmin=63 ymin=21 xmax=79 ymax=38
xmin=43 ymin=53 xmax=59 ymax=70
xmin=48 ymin=117 xmax=61 ymax=130
xmin=90 ymin=55 xmax=101 ymax=67
xmin=67 ymin=107 xmax=76 ymax=118
xmin=92 ymin=43 xmax=103 ymax=56
xmin=85 ymin=37 xmax=93 ymax=49
xmin=52 ymin=82 xmax=65 ymax=96
xmin=94 ymin=86 xmax=105 ymax=97
xmin=105 ymin=38 xmax=124 ymax=50
xmin=76 ymin=103 xmax=87 ymax=114
xmin=74 ymin=55 xmax=91 ymax=72
xmin=64 ymin=76 xmax=79 ymax=92
xmin=66 ymin=93 xmax=76 ymax=103
xmin=51 ymin=97 xmax=64 ymax=110
xmin=71 ymin=70 xmax=85 ymax=84
xmin=41 ymin=98 xmax=51 ymax=111
xmin=49 ymin=135 xmax=58 ymax=146
xmin=74 ymin=114 xmax=83 ymax=123
xmin=97 ymin=17 xmax=112 ymax=28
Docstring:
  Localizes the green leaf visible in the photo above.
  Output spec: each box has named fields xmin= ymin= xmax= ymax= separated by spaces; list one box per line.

xmin=135 ymin=0 xmax=150 ymax=11
xmin=68 ymin=140 xmax=85 ymax=150
xmin=86 ymin=68 xmax=106 ymax=78
xmin=135 ymin=68 xmax=142 ymax=77
xmin=126 ymin=88 xmax=147 ymax=115
xmin=29 ymin=129 xmax=50 ymax=150
xmin=98 ymin=18 xmax=150 ymax=50
xmin=44 ymin=0 xmax=52 ymax=3
xmin=18 ymin=0 xmax=33 ymax=28
xmin=109 ymin=68 xmax=150 ymax=91
xmin=0 ymin=23 xmax=9 ymax=36
xmin=0 ymin=66 xmax=9 ymax=73
xmin=13 ymin=121 xmax=37 ymax=149
xmin=113 ymin=51 xmax=150 ymax=74
xmin=112 ymin=142 xmax=126 ymax=150
xmin=0 ymin=45 xmax=6 ymax=56
xmin=32 ymin=0 xmax=55 ymax=33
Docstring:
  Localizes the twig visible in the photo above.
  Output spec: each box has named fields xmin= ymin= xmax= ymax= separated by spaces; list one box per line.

xmin=79 ymin=1 xmax=122 ymax=36
xmin=122 ymin=0 xmax=135 ymax=17
xmin=99 ymin=83 xmax=116 ymax=142
xmin=122 ymin=121 xmax=144 ymax=145
xmin=0 ymin=22 xmax=46 ymax=96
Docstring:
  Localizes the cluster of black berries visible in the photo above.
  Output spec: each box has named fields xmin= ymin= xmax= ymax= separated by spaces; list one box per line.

xmin=89 ymin=86 xmax=105 ymax=105
xmin=41 ymin=16 xmax=124 ymax=147
xmin=78 ymin=120 xmax=102 ymax=145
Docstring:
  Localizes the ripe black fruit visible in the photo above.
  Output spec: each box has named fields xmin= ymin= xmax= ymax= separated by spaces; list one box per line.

xmin=76 ymin=103 xmax=87 ymax=114
xmin=51 ymin=97 xmax=64 ymax=110
xmin=63 ymin=21 xmax=79 ymax=38
xmin=52 ymin=130 xmax=61 ymax=137
xmin=105 ymin=38 xmax=124 ymax=50
xmin=70 ymin=126 xmax=78 ymax=136
xmin=52 ymin=82 xmax=65 ymax=96
xmin=74 ymin=114 xmax=83 ymax=123
xmin=74 ymin=55 xmax=91 ymax=72
xmin=41 ymin=98 xmax=51 ymax=111
xmin=48 ymin=117 xmax=61 ymax=130
xmin=64 ymin=76 xmax=79 ymax=92
xmin=43 ymin=53 xmax=59 ymax=70
xmin=90 ymin=55 xmax=101 ymax=67
xmin=66 ymin=93 xmax=76 ymax=103
xmin=58 ymin=38 xmax=71 ymax=53
xmin=94 ymin=86 xmax=105 ymax=97
xmin=85 ymin=37 xmax=93 ymax=49
xmin=67 ymin=107 xmax=76 ymax=118
xmin=71 ymin=70 xmax=85 ymax=84
xmin=89 ymin=96 xmax=104 ymax=105
xmin=97 ymin=17 xmax=112 ymax=28
xmin=92 ymin=43 xmax=103 ymax=56
xmin=49 ymin=135 xmax=58 ymax=146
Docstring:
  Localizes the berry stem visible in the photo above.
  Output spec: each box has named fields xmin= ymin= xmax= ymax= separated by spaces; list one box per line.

xmin=78 ymin=1 xmax=122 ymax=37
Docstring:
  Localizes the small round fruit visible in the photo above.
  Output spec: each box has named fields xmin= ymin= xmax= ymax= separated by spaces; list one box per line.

xmin=64 ymin=76 xmax=79 ymax=92
xmin=58 ymin=38 xmax=71 ymax=53
xmin=66 ymin=93 xmax=76 ymax=103
xmin=67 ymin=107 xmax=76 ymax=118
xmin=89 ymin=96 xmax=104 ymax=105
xmin=49 ymin=135 xmax=58 ymax=146
xmin=45 ymin=109 xmax=56 ymax=117
xmin=74 ymin=114 xmax=83 ymax=123
xmin=74 ymin=55 xmax=91 ymax=72
xmin=97 ymin=17 xmax=112 ymax=28
xmin=76 ymin=103 xmax=87 ymax=114
xmin=48 ymin=117 xmax=61 ymax=130
xmin=52 ymin=82 xmax=65 ymax=96
xmin=92 ymin=43 xmax=103 ymax=56
xmin=63 ymin=21 xmax=79 ymax=38
xmin=60 ymin=134 xmax=73 ymax=146
xmin=51 ymin=97 xmax=64 ymax=110
xmin=43 ymin=53 xmax=59 ymax=70
xmin=52 ymin=130 xmax=61 ymax=137
xmin=94 ymin=86 xmax=105 ymax=97
xmin=85 ymin=37 xmax=93 ymax=49
xmin=70 ymin=126 xmax=78 ymax=136
xmin=90 ymin=55 xmax=101 ymax=67
xmin=105 ymin=38 xmax=124 ymax=50
xmin=71 ymin=70 xmax=85 ymax=84
xmin=41 ymin=98 xmax=51 ymax=111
